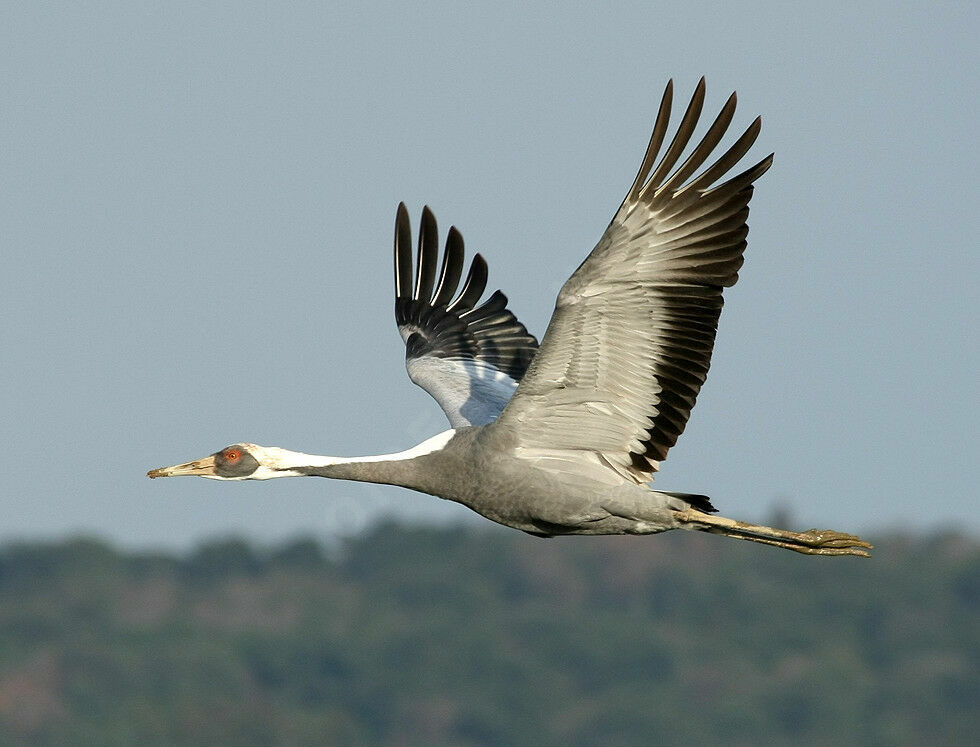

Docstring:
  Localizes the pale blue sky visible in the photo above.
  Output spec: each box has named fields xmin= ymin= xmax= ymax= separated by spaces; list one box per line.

xmin=1 ymin=2 xmax=975 ymax=548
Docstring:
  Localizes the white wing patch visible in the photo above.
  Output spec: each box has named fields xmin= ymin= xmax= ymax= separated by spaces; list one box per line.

xmin=407 ymin=357 xmax=520 ymax=427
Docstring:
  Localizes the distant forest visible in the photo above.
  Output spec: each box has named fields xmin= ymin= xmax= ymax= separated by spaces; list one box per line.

xmin=0 ymin=524 xmax=976 ymax=745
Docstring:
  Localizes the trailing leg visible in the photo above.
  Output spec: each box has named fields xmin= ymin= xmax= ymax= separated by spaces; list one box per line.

xmin=673 ymin=509 xmax=872 ymax=557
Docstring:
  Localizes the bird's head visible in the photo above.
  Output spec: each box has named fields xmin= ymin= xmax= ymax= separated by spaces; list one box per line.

xmin=148 ymin=444 xmax=294 ymax=481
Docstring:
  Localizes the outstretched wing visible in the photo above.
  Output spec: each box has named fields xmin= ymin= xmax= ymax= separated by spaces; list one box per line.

xmin=492 ymin=78 xmax=773 ymax=483
xmin=394 ymin=203 xmax=538 ymax=427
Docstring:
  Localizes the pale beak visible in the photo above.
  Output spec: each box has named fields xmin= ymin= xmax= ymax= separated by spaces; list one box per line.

xmin=148 ymin=455 xmax=217 ymax=479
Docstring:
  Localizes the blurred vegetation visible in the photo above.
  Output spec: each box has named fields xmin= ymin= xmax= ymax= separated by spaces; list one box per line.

xmin=0 ymin=524 xmax=976 ymax=745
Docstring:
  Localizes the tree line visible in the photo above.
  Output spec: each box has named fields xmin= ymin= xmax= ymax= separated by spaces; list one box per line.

xmin=0 ymin=523 xmax=976 ymax=744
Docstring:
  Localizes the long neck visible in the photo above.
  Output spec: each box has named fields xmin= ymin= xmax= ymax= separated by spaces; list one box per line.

xmin=266 ymin=430 xmax=456 ymax=490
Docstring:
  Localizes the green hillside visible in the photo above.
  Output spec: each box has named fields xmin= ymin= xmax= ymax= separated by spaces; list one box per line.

xmin=0 ymin=524 xmax=976 ymax=745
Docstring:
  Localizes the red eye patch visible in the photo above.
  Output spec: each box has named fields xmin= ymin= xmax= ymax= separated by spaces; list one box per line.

xmin=224 ymin=450 xmax=241 ymax=461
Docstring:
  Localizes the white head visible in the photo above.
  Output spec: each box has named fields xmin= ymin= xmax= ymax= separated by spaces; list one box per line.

xmin=148 ymin=443 xmax=306 ymax=481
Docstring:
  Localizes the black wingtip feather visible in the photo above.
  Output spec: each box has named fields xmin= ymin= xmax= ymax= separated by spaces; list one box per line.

xmin=626 ymin=79 xmax=674 ymax=203
xmin=393 ymin=206 xmax=539 ymax=398
xmin=643 ymin=77 xmax=707 ymax=192
xmin=432 ymin=226 xmax=465 ymax=307
xmin=449 ymin=253 xmax=488 ymax=313
xmin=394 ymin=203 xmax=413 ymax=300
xmin=416 ymin=206 xmax=439 ymax=301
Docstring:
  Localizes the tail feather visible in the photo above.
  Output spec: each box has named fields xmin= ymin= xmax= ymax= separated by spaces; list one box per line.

xmin=659 ymin=491 xmax=717 ymax=514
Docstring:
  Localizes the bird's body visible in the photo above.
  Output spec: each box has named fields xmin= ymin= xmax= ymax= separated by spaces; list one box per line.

xmin=307 ymin=427 xmax=695 ymax=537
xmin=150 ymin=79 xmax=872 ymax=557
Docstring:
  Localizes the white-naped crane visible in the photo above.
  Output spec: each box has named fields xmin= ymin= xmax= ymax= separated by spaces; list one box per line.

xmin=149 ymin=79 xmax=872 ymax=557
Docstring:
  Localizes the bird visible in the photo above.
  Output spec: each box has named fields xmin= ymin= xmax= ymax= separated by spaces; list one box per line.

xmin=149 ymin=78 xmax=872 ymax=557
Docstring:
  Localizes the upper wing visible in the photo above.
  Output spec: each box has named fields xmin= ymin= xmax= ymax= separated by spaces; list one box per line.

xmin=491 ymin=78 xmax=773 ymax=483
xmin=394 ymin=203 xmax=538 ymax=427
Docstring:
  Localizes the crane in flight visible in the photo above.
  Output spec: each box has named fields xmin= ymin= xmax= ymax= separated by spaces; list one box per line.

xmin=149 ymin=79 xmax=872 ymax=557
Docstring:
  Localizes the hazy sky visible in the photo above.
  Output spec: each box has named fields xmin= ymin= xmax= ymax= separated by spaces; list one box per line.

xmin=1 ymin=2 xmax=976 ymax=548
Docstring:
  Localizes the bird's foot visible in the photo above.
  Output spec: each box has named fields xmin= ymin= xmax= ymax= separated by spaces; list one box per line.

xmin=774 ymin=528 xmax=874 ymax=557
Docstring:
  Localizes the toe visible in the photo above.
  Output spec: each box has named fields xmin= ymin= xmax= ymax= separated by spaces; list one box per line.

xmin=802 ymin=529 xmax=874 ymax=551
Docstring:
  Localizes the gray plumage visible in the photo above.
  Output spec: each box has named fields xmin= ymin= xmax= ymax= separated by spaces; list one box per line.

xmin=150 ymin=78 xmax=872 ymax=557
xmin=494 ymin=79 xmax=771 ymax=482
